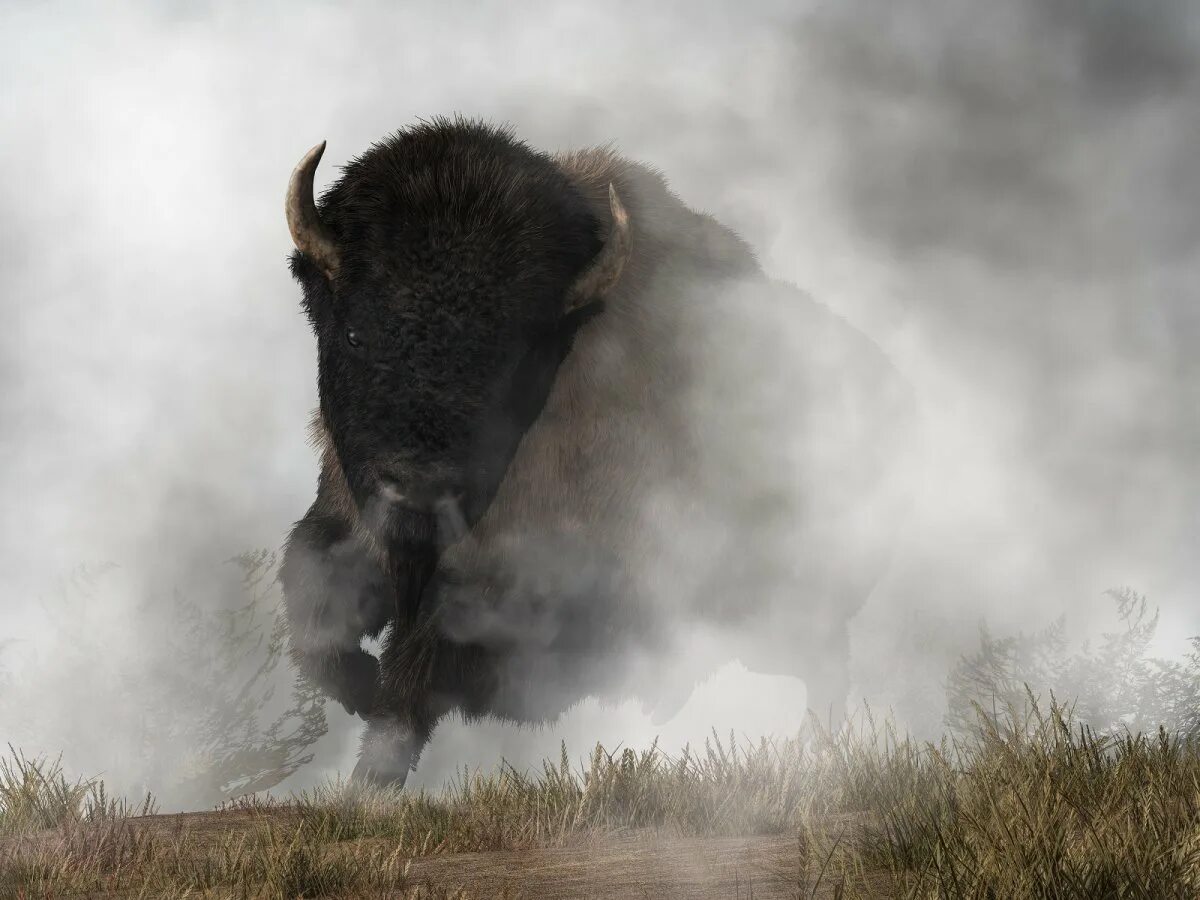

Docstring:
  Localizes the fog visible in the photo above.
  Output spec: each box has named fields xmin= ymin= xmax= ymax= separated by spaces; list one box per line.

xmin=1 ymin=0 xmax=1196 ymax=801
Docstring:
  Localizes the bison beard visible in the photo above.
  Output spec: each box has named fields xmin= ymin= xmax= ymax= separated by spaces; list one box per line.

xmin=279 ymin=117 xmax=915 ymax=788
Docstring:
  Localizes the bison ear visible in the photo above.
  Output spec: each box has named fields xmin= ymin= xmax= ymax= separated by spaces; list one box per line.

xmin=565 ymin=183 xmax=632 ymax=313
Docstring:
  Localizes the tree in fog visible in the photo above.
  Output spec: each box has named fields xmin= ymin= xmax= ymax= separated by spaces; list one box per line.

xmin=1 ymin=552 xmax=327 ymax=810
xmin=947 ymin=588 xmax=1200 ymax=739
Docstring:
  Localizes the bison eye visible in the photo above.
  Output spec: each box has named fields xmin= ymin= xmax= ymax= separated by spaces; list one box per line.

xmin=344 ymin=327 xmax=364 ymax=351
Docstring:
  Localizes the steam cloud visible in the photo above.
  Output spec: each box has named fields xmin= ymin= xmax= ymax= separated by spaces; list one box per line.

xmin=0 ymin=0 xmax=1196 ymax=799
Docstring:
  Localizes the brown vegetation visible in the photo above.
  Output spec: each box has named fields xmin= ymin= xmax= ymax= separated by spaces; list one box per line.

xmin=3 ymin=698 xmax=1199 ymax=898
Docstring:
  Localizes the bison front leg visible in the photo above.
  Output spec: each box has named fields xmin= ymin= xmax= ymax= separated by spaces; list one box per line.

xmin=356 ymin=535 xmax=630 ymax=787
xmin=352 ymin=608 xmax=495 ymax=788
xmin=280 ymin=507 xmax=393 ymax=718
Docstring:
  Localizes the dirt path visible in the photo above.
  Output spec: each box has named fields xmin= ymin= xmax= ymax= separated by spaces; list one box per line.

xmin=405 ymin=833 xmax=819 ymax=899
xmin=6 ymin=810 xmax=885 ymax=898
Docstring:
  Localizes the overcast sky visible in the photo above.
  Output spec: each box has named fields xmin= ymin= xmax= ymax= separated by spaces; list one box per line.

xmin=1 ymin=0 xmax=1196 ymax=797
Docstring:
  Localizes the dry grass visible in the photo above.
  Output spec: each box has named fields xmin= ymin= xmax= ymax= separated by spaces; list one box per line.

xmin=3 ymin=698 xmax=1200 ymax=898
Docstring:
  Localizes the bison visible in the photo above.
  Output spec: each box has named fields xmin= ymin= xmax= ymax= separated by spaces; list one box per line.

xmin=279 ymin=117 xmax=915 ymax=787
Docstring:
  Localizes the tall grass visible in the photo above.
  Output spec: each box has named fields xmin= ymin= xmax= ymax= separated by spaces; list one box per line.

xmin=0 ymin=744 xmax=154 ymax=834
xmin=293 ymin=731 xmax=829 ymax=852
xmin=3 ymin=697 xmax=1200 ymax=897
xmin=862 ymin=694 xmax=1200 ymax=897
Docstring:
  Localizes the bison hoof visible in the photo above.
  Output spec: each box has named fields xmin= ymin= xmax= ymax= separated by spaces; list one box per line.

xmin=350 ymin=756 xmax=410 ymax=789
xmin=352 ymin=715 xmax=421 ymax=789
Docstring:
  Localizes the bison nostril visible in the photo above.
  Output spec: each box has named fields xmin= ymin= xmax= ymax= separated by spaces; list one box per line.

xmin=434 ymin=493 xmax=471 ymax=547
xmin=378 ymin=481 xmax=409 ymax=506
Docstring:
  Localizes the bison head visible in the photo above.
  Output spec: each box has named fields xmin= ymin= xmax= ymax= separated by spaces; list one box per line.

xmin=285 ymin=119 xmax=630 ymax=542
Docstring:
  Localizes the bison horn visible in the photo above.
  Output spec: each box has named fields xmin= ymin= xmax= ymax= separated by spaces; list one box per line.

xmin=286 ymin=141 xmax=341 ymax=279
xmin=566 ymin=183 xmax=632 ymax=311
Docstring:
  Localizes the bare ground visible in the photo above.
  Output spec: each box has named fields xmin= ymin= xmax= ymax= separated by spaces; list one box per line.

xmin=117 ymin=810 xmax=883 ymax=898
xmin=405 ymin=833 xmax=831 ymax=899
